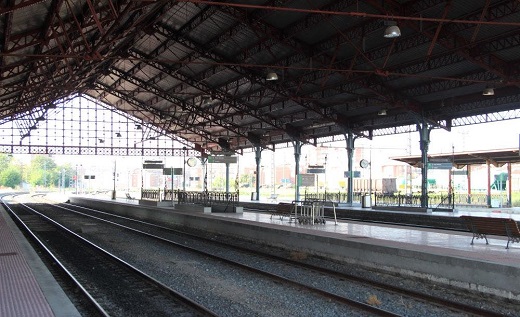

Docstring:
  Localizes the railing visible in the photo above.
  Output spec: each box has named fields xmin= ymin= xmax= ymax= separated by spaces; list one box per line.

xmin=178 ymin=190 xmax=239 ymax=206
xmin=432 ymin=193 xmax=455 ymax=211
xmin=141 ymin=189 xmax=161 ymax=201
xmin=304 ymin=191 xmax=363 ymax=203
xmin=373 ymin=193 xmax=422 ymax=207
xmin=140 ymin=188 xmax=239 ymax=206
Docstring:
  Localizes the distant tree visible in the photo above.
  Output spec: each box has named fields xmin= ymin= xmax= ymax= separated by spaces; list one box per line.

xmin=0 ymin=166 xmax=22 ymax=188
xmin=0 ymin=153 xmax=13 ymax=167
xmin=28 ymin=155 xmax=58 ymax=187
xmin=211 ymin=176 xmax=225 ymax=191
xmin=239 ymin=174 xmax=254 ymax=187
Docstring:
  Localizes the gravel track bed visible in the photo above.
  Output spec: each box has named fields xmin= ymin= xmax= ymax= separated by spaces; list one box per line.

xmin=37 ymin=203 xmax=519 ymax=316
xmin=36 ymin=205 xmax=369 ymax=316
xmin=61 ymin=203 xmax=520 ymax=316
xmin=8 ymin=202 xmax=211 ymax=317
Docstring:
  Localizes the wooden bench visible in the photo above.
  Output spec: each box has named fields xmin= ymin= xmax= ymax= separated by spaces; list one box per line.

xmin=460 ymin=215 xmax=520 ymax=249
xmin=270 ymin=202 xmax=294 ymax=221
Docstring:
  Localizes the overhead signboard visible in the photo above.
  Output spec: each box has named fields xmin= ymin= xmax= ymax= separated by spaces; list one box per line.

xmin=427 ymin=162 xmax=452 ymax=169
xmin=344 ymin=171 xmax=361 ymax=178
xmin=143 ymin=163 xmax=164 ymax=169
xmin=298 ymin=174 xmax=315 ymax=186
xmin=451 ymin=170 xmax=468 ymax=175
xmin=307 ymin=165 xmax=325 ymax=173
xmin=208 ymin=156 xmax=237 ymax=164
xmin=164 ymin=167 xmax=183 ymax=175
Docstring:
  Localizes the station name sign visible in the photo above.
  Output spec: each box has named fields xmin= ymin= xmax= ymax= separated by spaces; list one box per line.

xmin=143 ymin=160 xmax=164 ymax=169
xmin=427 ymin=158 xmax=452 ymax=170
xmin=307 ymin=165 xmax=325 ymax=174
xmin=208 ymin=156 xmax=237 ymax=164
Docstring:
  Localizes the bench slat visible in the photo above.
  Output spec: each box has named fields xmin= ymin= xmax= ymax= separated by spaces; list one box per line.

xmin=270 ymin=203 xmax=295 ymax=220
xmin=460 ymin=216 xmax=520 ymax=249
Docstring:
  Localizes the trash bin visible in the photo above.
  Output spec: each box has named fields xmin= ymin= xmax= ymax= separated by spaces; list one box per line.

xmin=251 ymin=192 xmax=257 ymax=201
xmin=362 ymin=194 xmax=371 ymax=208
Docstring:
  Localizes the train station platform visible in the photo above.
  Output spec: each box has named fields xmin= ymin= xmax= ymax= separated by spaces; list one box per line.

xmin=4 ymin=192 xmax=520 ymax=313
xmin=67 ymin=195 xmax=520 ymax=301
xmin=0 ymin=203 xmax=81 ymax=317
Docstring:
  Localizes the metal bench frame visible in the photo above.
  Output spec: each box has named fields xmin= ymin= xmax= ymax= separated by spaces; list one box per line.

xmin=270 ymin=202 xmax=294 ymax=221
xmin=461 ymin=215 xmax=520 ymax=249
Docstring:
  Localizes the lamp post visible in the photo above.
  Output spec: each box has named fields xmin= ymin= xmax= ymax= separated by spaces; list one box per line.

xmin=324 ymin=154 xmax=328 ymax=192
xmin=75 ymin=165 xmax=79 ymax=194
xmin=112 ymin=160 xmax=117 ymax=200
xmin=182 ymin=146 xmax=187 ymax=192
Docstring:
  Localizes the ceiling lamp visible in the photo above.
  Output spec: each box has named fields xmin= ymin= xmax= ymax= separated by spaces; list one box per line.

xmin=266 ymin=71 xmax=278 ymax=81
xmin=378 ymin=109 xmax=387 ymax=116
xmin=482 ymin=87 xmax=495 ymax=96
xmin=383 ymin=21 xmax=401 ymax=38
xmin=201 ymin=96 xmax=213 ymax=105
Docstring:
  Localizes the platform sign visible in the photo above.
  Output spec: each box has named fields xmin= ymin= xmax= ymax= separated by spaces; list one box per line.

xmin=164 ymin=168 xmax=183 ymax=175
xmin=427 ymin=162 xmax=452 ymax=169
xmin=298 ymin=174 xmax=315 ymax=186
xmin=281 ymin=178 xmax=291 ymax=184
xmin=307 ymin=165 xmax=325 ymax=173
xmin=451 ymin=170 xmax=468 ymax=175
xmin=344 ymin=171 xmax=361 ymax=178
xmin=208 ymin=156 xmax=237 ymax=164
xmin=143 ymin=163 xmax=164 ymax=169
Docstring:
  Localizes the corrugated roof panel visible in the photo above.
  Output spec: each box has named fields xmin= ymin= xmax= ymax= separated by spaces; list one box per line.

xmin=188 ymin=11 xmax=237 ymax=44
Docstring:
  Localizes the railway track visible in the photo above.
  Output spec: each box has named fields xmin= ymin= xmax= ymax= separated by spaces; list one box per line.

xmin=1 ymin=197 xmax=218 ymax=317
xmin=22 ymin=197 xmax=510 ymax=316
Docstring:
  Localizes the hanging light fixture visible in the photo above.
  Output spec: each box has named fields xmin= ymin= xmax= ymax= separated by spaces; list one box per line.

xmin=266 ymin=71 xmax=278 ymax=81
xmin=199 ymin=95 xmax=213 ymax=105
xmin=383 ymin=21 xmax=401 ymax=38
xmin=482 ymin=87 xmax=495 ymax=96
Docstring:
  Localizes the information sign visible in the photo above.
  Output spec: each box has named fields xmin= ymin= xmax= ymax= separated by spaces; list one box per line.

xmin=451 ymin=170 xmax=468 ymax=175
xmin=298 ymin=174 xmax=315 ymax=186
xmin=143 ymin=163 xmax=164 ymax=169
xmin=208 ymin=156 xmax=237 ymax=164
xmin=344 ymin=171 xmax=361 ymax=178
xmin=307 ymin=167 xmax=325 ymax=173
xmin=427 ymin=162 xmax=452 ymax=169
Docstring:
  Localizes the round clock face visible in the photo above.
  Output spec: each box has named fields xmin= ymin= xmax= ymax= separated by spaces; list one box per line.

xmin=360 ymin=159 xmax=369 ymax=168
xmin=187 ymin=157 xmax=197 ymax=167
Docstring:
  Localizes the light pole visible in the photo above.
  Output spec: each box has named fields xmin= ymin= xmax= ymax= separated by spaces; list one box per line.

xmin=75 ymin=165 xmax=79 ymax=194
xmin=324 ymin=154 xmax=328 ymax=192
xmin=112 ymin=160 xmax=117 ymax=199
xmin=182 ymin=146 xmax=187 ymax=192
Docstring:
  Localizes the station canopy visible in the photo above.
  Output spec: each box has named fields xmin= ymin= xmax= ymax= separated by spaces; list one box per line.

xmin=1 ymin=1 xmax=520 ymax=154
xmin=392 ymin=149 xmax=520 ymax=168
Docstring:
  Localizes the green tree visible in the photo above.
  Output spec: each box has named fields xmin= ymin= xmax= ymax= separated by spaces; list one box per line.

xmin=239 ymin=173 xmax=254 ymax=187
xmin=0 ymin=166 xmax=22 ymax=188
xmin=0 ymin=153 xmax=13 ymax=167
xmin=211 ymin=176 xmax=225 ymax=191
xmin=28 ymin=155 xmax=58 ymax=187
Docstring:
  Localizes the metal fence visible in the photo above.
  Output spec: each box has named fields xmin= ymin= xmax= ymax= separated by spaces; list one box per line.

xmin=140 ymin=188 xmax=239 ymax=206
xmin=179 ymin=190 xmax=239 ymax=206
xmin=304 ymin=190 xmax=510 ymax=209
xmin=304 ymin=191 xmax=364 ymax=203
